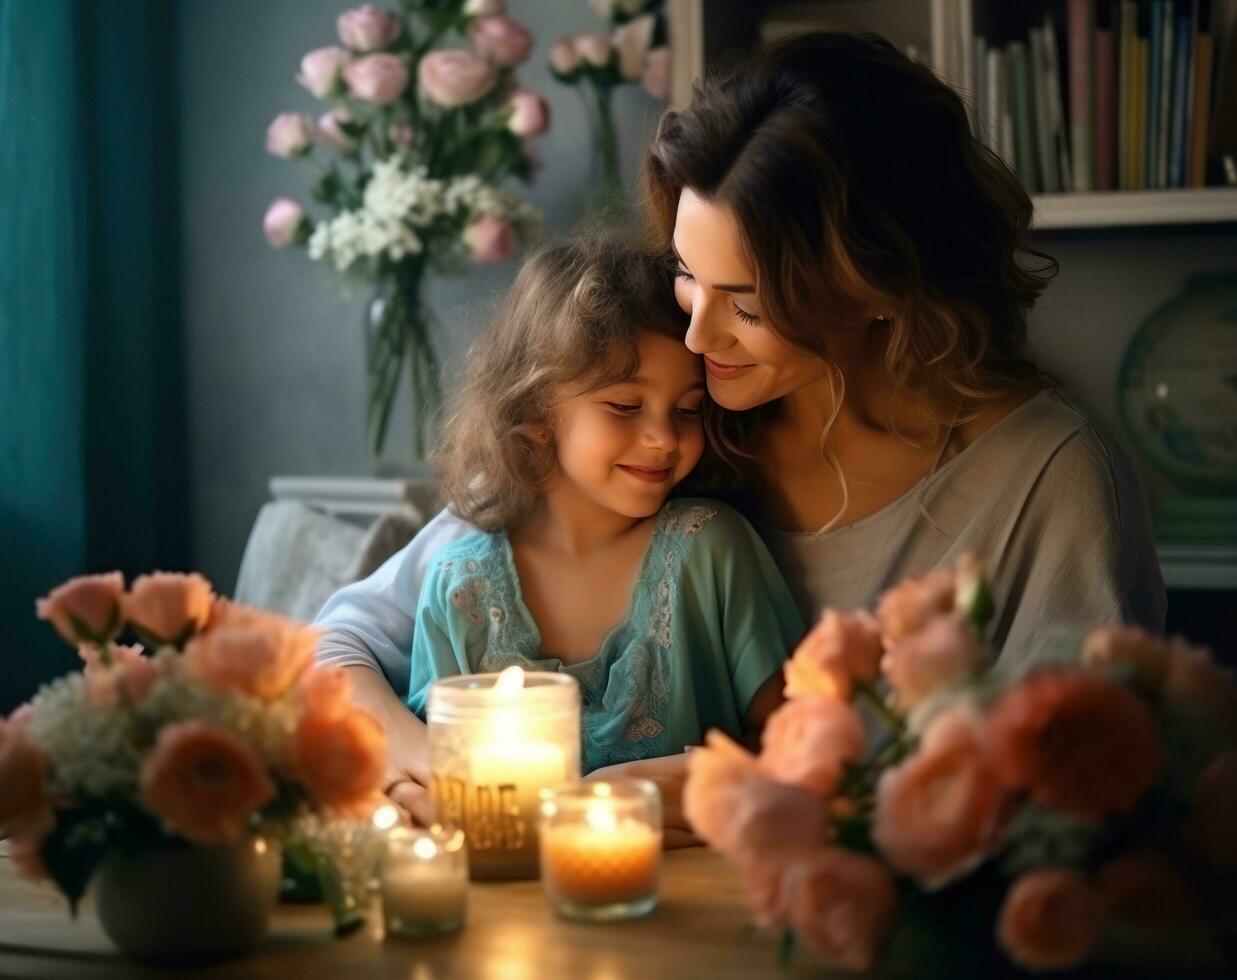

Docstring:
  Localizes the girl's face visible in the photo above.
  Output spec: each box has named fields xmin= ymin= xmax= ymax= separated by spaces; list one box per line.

xmin=550 ymin=331 xmax=706 ymax=520
xmin=672 ymin=188 xmax=832 ymax=411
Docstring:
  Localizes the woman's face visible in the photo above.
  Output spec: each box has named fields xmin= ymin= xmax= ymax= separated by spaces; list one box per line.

xmin=672 ymin=188 xmax=832 ymax=411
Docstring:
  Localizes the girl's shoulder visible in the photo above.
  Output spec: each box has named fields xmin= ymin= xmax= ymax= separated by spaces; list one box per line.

xmin=659 ymin=497 xmax=762 ymax=553
xmin=426 ymin=529 xmax=508 ymax=584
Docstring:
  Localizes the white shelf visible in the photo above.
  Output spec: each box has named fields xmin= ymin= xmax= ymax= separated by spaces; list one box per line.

xmin=1032 ymin=188 xmax=1237 ymax=230
xmin=1158 ymin=543 xmax=1237 ymax=591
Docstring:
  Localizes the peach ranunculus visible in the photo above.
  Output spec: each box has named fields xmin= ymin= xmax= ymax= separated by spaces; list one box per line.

xmin=298 ymin=664 xmax=354 ymax=718
xmin=1096 ymin=851 xmax=1199 ymax=927
xmin=785 ymin=848 xmax=898 ymax=971
xmin=1190 ymin=749 xmax=1237 ymax=870
xmin=742 ymin=863 xmax=791 ymax=931
xmin=139 ymin=721 xmax=275 ymax=845
xmin=683 ymin=731 xmax=828 ymax=866
xmin=872 ymin=704 xmax=1006 ymax=889
xmin=1162 ymin=640 xmax=1237 ymax=738
xmin=290 ymin=708 xmax=387 ymax=811
xmin=985 ymin=669 xmax=1163 ymax=823
xmin=996 ymin=869 xmax=1102 ymax=971
xmin=0 ymin=717 xmax=52 ymax=838
xmin=783 ymin=610 xmax=883 ymax=701
xmin=185 ymin=612 xmax=318 ymax=701
xmin=881 ymin=613 xmax=983 ymax=711
xmin=123 ymin=571 xmax=215 ymax=646
xmin=82 ymin=643 xmax=161 ymax=707
xmin=759 ymin=696 xmax=865 ymax=796
xmin=874 ymin=567 xmax=955 ymax=645
xmin=35 ymin=571 xmax=125 ymax=646
xmin=1081 ymin=625 xmax=1169 ymax=689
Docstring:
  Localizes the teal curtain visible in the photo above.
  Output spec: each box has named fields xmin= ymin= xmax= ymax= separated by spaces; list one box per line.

xmin=0 ymin=0 xmax=188 ymax=712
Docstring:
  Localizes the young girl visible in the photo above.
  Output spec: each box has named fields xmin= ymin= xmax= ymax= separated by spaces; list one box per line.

xmin=405 ymin=235 xmax=803 ymax=773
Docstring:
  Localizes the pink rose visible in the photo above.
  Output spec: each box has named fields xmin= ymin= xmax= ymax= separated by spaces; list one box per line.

xmin=0 ymin=718 xmax=52 ymax=838
xmin=783 ymin=609 xmax=883 ymax=701
xmin=997 ymin=869 xmax=1102 ymax=971
xmin=123 ymin=571 xmax=214 ymax=645
xmin=185 ymin=619 xmax=318 ymax=702
xmin=872 ymin=705 xmax=1007 ymax=889
xmin=576 ymin=32 xmax=612 ymax=68
xmin=263 ymin=198 xmax=310 ymax=248
xmin=506 ymin=89 xmax=549 ymax=137
xmin=35 ymin=571 xmax=124 ymax=645
xmin=336 ymin=4 xmax=402 ymax=52
xmin=291 ymin=707 xmax=387 ymax=811
xmin=759 ymin=696 xmax=865 ymax=796
xmin=1191 ymin=749 xmax=1237 ymax=870
xmin=785 ymin=849 xmax=898 ymax=971
xmin=874 ymin=567 xmax=955 ymax=644
xmin=418 ymin=49 xmax=497 ymax=108
xmin=881 ymin=612 xmax=982 ymax=710
xmin=140 ymin=722 xmax=275 ymax=845
xmin=317 ymin=108 xmax=360 ymax=154
xmin=612 ymin=13 xmax=654 ymax=81
xmin=986 ymin=669 xmax=1163 ymax=823
xmin=464 ymin=0 xmax=505 ymax=16
xmin=642 ymin=46 xmax=670 ymax=101
xmin=1096 ymin=851 xmax=1199 ymax=927
xmin=343 ymin=53 xmax=409 ymax=105
xmin=683 ymin=731 xmax=827 ymax=865
xmin=298 ymin=664 xmax=353 ymax=718
xmin=296 ymin=45 xmax=352 ymax=98
xmin=1163 ymin=640 xmax=1237 ymax=738
xmin=468 ymin=15 xmax=533 ymax=67
xmin=549 ymin=37 xmax=580 ymax=75
xmin=463 ymin=214 xmax=515 ymax=264
xmin=1081 ymin=625 xmax=1169 ymax=689
xmin=265 ymin=112 xmax=314 ymax=158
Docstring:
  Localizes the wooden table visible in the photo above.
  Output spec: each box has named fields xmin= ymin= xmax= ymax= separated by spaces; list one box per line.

xmin=0 ymin=846 xmax=825 ymax=979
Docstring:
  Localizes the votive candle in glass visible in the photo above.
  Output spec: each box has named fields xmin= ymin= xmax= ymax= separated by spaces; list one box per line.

xmin=380 ymin=825 xmax=468 ymax=940
xmin=540 ymin=779 xmax=662 ymax=921
xmin=427 ymin=666 xmax=581 ymax=880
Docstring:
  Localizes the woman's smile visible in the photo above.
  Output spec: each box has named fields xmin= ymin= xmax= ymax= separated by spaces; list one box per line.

xmin=703 ymin=356 xmax=755 ymax=380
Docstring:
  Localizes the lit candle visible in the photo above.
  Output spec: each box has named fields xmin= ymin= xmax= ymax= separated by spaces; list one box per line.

xmin=540 ymin=779 xmax=662 ymax=921
xmin=380 ymin=827 xmax=468 ymax=940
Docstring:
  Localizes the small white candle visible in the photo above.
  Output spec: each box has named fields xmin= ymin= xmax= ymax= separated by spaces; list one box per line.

xmin=381 ymin=828 xmax=467 ymax=940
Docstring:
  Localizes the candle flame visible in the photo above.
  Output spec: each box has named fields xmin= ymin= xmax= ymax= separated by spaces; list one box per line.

xmin=494 ymin=665 xmax=526 ymax=698
xmin=585 ymin=803 xmax=618 ymax=834
xmin=372 ymin=804 xmax=400 ymax=830
xmin=413 ymin=836 xmax=439 ymax=861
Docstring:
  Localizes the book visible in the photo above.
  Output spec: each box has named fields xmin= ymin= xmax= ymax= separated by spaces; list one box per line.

xmin=1095 ymin=0 xmax=1118 ymax=189
xmin=987 ymin=44 xmax=1005 ymax=156
xmin=1030 ymin=25 xmax=1060 ymax=191
xmin=1159 ymin=2 xmax=1176 ymax=186
xmin=1011 ymin=41 xmax=1042 ymax=191
xmin=1133 ymin=0 xmax=1150 ymax=188
xmin=1119 ymin=0 xmax=1136 ymax=187
xmin=1068 ymin=0 xmax=1095 ymax=190
xmin=1044 ymin=15 xmax=1074 ymax=192
xmin=1001 ymin=47 xmax=1018 ymax=171
xmin=1208 ymin=3 xmax=1237 ymax=185
xmin=1189 ymin=0 xmax=1215 ymax=185
xmin=974 ymin=35 xmax=988 ymax=142
xmin=1147 ymin=0 xmax=1164 ymax=187
xmin=1169 ymin=2 xmax=1193 ymax=186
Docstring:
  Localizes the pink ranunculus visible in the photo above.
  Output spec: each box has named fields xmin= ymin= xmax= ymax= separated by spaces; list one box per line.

xmin=874 ymin=567 xmax=955 ymax=644
xmin=464 ymin=0 xmax=505 ymax=16
xmin=0 ymin=718 xmax=52 ymax=838
xmin=882 ymin=612 xmax=983 ymax=710
xmin=7 ymin=834 xmax=49 ymax=882
xmin=576 ymin=32 xmax=613 ymax=68
xmin=759 ymin=696 xmax=865 ymax=796
xmin=1081 ymin=625 xmax=1169 ymax=689
xmin=263 ymin=198 xmax=310 ymax=248
xmin=265 ymin=112 xmax=314 ymax=158
xmin=298 ymin=664 xmax=353 ymax=718
xmin=296 ymin=45 xmax=352 ymax=98
xmin=872 ymin=704 xmax=1007 ymax=889
xmin=997 ymin=869 xmax=1102 ymax=971
xmin=683 ymin=731 xmax=827 ymax=866
xmin=1096 ymin=851 xmax=1199 ymax=927
xmin=612 ymin=13 xmax=654 ymax=81
xmin=343 ymin=53 xmax=409 ymax=105
xmin=336 ymin=4 xmax=402 ymax=52
xmin=463 ymin=214 xmax=516 ymax=264
xmin=140 ymin=721 xmax=275 ymax=845
xmin=549 ymin=36 xmax=580 ymax=76
xmin=468 ymin=15 xmax=533 ymax=67
xmin=506 ymin=88 xmax=549 ymax=137
xmin=184 ymin=620 xmax=318 ymax=702
xmin=291 ymin=707 xmax=387 ymax=811
xmin=317 ymin=108 xmax=360 ymax=154
xmin=642 ymin=46 xmax=670 ymax=101
xmin=123 ymin=571 xmax=215 ymax=646
xmin=35 ymin=572 xmax=125 ymax=646
xmin=783 ymin=609 xmax=883 ymax=701
xmin=418 ymin=49 xmax=498 ymax=108
xmin=1191 ymin=749 xmax=1237 ymax=870
xmin=986 ymin=669 xmax=1163 ymax=823
xmin=1163 ymin=639 xmax=1237 ymax=738
xmin=785 ymin=848 xmax=898 ymax=971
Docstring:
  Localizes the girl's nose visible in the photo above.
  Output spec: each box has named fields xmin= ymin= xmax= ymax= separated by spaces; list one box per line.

xmin=641 ymin=412 xmax=679 ymax=453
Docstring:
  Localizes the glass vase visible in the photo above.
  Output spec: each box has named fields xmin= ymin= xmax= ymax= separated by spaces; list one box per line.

xmin=578 ymin=80 xmax=625 ymax=222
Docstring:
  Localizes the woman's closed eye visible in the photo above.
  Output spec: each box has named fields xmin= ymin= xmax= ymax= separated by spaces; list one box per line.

xmin=731 ymin=302 xmax=760 ymax=325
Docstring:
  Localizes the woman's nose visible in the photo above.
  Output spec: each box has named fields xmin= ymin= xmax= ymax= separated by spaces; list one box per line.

xmin=683 ymin=294 xmax=728 ymax=355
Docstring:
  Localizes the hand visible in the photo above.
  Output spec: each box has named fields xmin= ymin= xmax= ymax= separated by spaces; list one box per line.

xmin=586 ymin=753 xmax=701 ymax=847
xmin=344 ymin=666 xmax=433 ymax=822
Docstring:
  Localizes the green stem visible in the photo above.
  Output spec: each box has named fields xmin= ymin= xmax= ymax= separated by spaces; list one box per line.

xmin=855 ymin=681 xmax=907 ymax=735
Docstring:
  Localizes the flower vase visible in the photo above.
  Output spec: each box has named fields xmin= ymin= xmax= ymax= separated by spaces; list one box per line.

xmin=364 ymin=262 xmax=440 ymax=470
xmin=579 ymin=81 xmax=626 ymax=222
xmin=92 ymin=837 xmax=281 ymax=964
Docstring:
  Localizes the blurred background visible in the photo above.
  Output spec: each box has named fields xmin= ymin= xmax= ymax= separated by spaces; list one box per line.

xmin=2 ymin=0 xmax=1235 ymax=710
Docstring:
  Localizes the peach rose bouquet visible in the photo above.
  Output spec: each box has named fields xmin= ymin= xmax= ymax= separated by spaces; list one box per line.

xmin=263 ymin=2 xmax=548 ymax=461
xmin=2 ymin=571 xmax=388 ymax=931
xmin=684 ymin=555 xmax=1237 ymax=974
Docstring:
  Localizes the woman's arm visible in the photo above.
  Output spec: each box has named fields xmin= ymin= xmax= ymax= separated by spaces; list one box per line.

xmin=345 ymin=666 xmax=434 ymax=824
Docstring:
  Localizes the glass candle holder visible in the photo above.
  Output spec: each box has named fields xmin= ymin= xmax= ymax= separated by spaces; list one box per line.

xmin=427 ymin=666 xmax=581 ymax=881
xmin=540 ymin=779 xmax=662 ymax=921
xmin=380 ymin=826 xmax=468 ymax=940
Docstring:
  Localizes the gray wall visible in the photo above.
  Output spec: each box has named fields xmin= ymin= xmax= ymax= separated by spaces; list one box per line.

xmin=178 ymin=0 xmax=665 ymax=588
xmin=178 ymin=0 xmax=1236 ymax=589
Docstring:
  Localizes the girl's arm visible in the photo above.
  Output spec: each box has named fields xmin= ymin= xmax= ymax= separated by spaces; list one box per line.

xmin=346 ymin=665 xmax=434 ymax=825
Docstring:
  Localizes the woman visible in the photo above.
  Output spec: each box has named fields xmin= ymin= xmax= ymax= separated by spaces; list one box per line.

xmin=314 ymin=33 xmax=1164 ymax=830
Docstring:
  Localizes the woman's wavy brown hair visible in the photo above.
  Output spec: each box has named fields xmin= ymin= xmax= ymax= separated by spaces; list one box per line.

xmin=435 ymin=234 xmax=695 ymax=533
xmin=645 ymin=31 xmax=1056 ymax=467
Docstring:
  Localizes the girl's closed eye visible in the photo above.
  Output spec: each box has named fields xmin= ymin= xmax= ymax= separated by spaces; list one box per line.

xmin=604 ymin=401 xmax=640 ymax=414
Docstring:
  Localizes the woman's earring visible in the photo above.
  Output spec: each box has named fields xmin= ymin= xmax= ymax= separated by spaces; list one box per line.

xmin=874 ymin=313 xmax=892 ymax=322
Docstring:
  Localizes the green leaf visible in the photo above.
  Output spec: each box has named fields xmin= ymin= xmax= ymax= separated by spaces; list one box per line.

xmin=310 ymin=168 xmax=343 ymax=205
xmin=777 ymin=929 xmax=796 ymax=971
xmin=39 ymin=808 xmax=112 ymax=915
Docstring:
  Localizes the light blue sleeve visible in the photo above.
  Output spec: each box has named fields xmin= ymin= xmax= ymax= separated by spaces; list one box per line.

xmin=405 ymin=559 xmax=476 ymax=719
xmin=312 ymin=508 xmax=474 ymax=694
